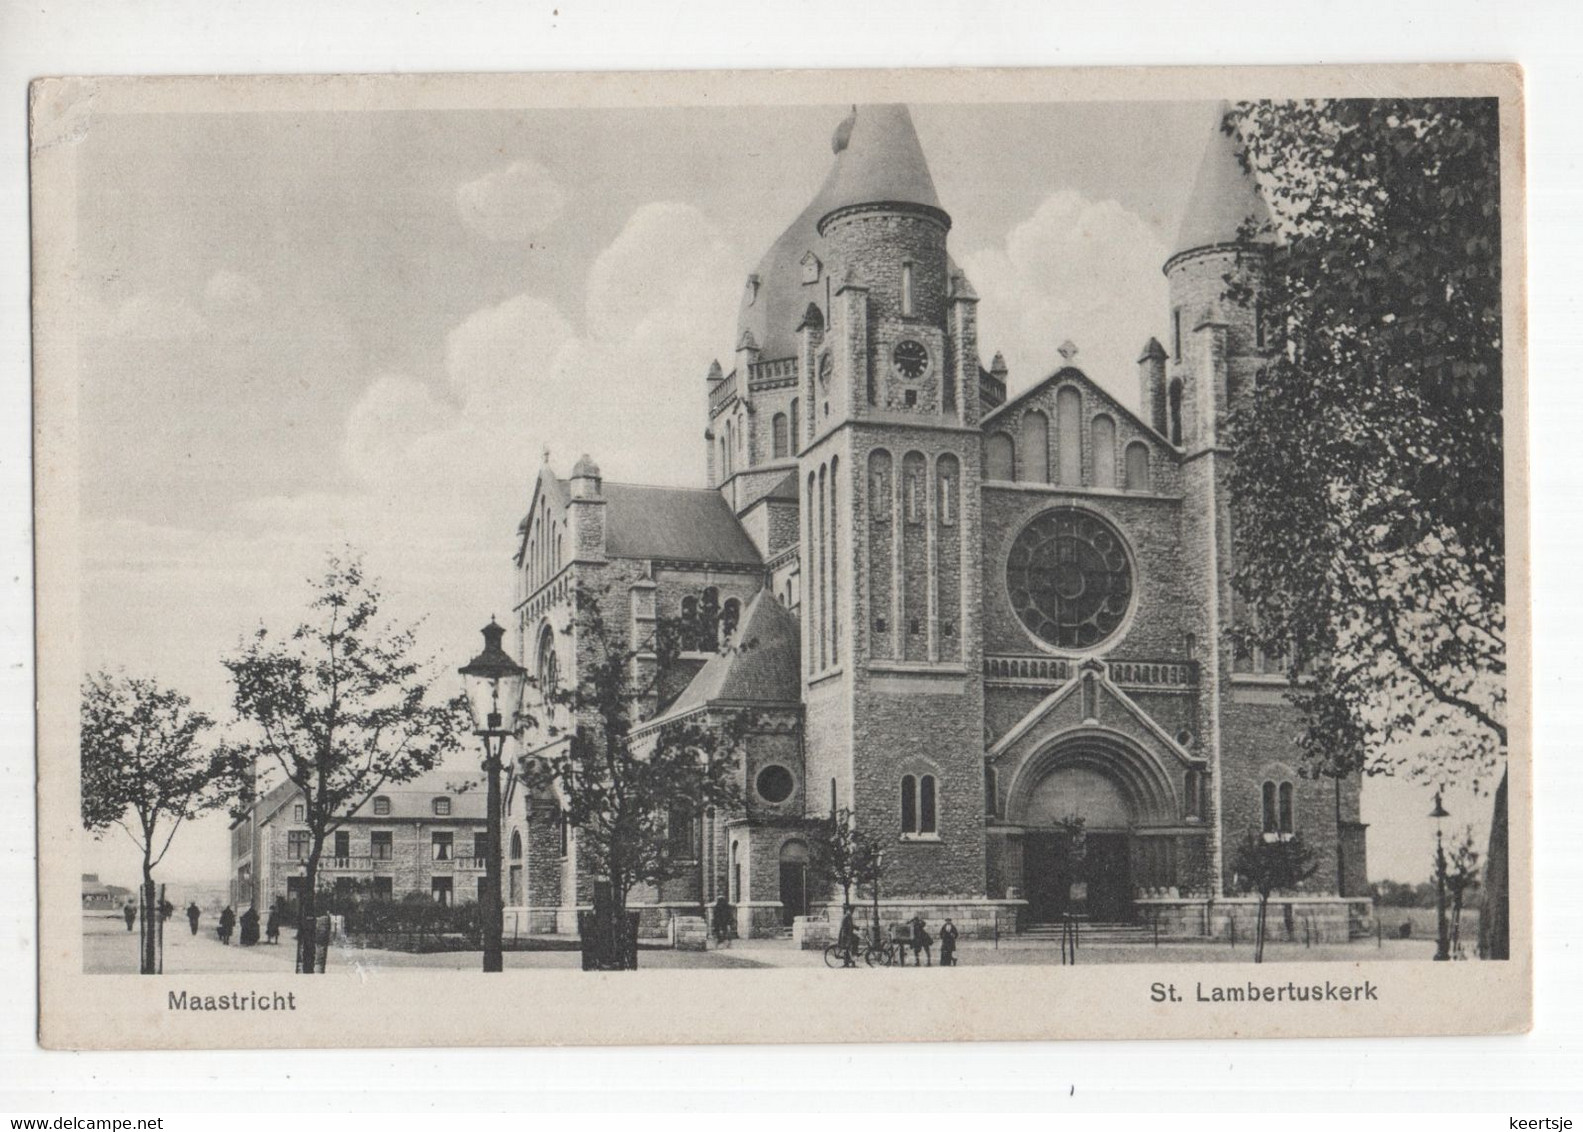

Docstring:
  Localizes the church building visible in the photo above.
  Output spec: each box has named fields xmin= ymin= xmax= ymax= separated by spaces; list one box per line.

xmin=504 ymin=104 xmax=1370 ymax=942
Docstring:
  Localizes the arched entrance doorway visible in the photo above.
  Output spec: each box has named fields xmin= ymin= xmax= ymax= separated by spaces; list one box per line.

xmin=1007 ymin=732 xmax=1180 ymax=925
xmin=778 ymin=839 xmax=809 ymax=926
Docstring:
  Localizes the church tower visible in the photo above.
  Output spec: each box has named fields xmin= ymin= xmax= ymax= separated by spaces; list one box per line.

xmin=797 ymin=105 xmax=988 ymax=905
xmin=1164 ymin=106 xmax=1366 ymax=899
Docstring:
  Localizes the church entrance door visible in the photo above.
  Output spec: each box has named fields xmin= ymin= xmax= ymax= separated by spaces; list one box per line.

xmin=778 ymin=840 xmax=809 ymax=927
xmin=1024 ymin=831 xmax=1133 ymax=924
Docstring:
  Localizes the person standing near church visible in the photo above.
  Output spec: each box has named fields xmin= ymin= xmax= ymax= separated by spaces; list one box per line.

xmin=186 ymin=902 xmax=200 ymax=936
xmin=939 ymin=918 xmax=958 ymax=967
xmin=121 ymin=900 xmax=136 ymax=932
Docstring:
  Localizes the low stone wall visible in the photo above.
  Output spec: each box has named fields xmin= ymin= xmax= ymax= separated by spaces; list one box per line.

xmin=672 ymin=915 xmax=709 ymax=951
xmin=806 ymin=899 xmax=1023 ymax=943
xmin=1138 ymin=897 xmax=1369 ymax=945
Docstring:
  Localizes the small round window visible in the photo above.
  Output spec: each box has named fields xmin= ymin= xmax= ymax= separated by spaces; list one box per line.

xmin=755 ymin=765 xmax=795 ymax=804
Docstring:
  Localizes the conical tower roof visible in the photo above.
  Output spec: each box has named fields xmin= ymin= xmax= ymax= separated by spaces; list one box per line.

xmin=1174 ymin=103 xmax=1272 ymax=255
xmin=817 ymin=104 xmax=944 ymax=226
xmin=736 ymin=104 xmax=952 ymax=361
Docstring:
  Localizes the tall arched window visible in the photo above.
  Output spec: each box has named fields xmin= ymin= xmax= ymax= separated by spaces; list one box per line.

xmin=818 ymin=463 xmax=829 ymax=669
xmin=536 ymin=624 xmax=558 ymax=700
xmin=1020 ymin=410 xmax=1050 ymax=483
xmin=1125 ymin=441 xmax=1150 ymax=491
xmin=790 ymin=398 xmax=800 ymax=449
xmin=919 ymin=775 xmax=937 ymax=835
xmin=829 ymin=455 xmax=840 ymax=665
xmin=700 ymin=587 xmax=721 ymax=650
xmin=1261 ymin=781 xmax=1295 ymax=837
xmin=772 ymin=412 xmax=789 ymax=458
xmin=986 ymin=432 xmax=1015 ymax=481
xmin=1092 ymin=415 xmax=1117 ymax=488
xmin=937 ymin=453 xmax=959 ymax=526
xmin=509 ymin=831 xmax=522 ymax=859
xmin=1057 ymin=387 xmax=1082 ymax=484
xmin=1168 ymin=380 xmax=1184 ymax=447
xmin=723 ymin=420 xmax=733 ymax=476
xmin=721 ymin=598 xmax=741 ymax=644
xmin=869 ymin=449 xmax=893 ymax=523
xmin=900 ymin=774 xmax=938 ymax=835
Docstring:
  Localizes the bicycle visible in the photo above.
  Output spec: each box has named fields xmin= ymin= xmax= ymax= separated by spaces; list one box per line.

xmin=823 ymin=940 xmax=862 ymax=968
xmin=863 ymin=938 xmax=902 ymax=967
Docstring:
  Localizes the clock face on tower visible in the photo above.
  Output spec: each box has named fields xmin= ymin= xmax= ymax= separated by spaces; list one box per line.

xmin=891 ymin=339 xmax=928 ymax=380
xmin=1006 ymin=508 xmax=1134 ymax=650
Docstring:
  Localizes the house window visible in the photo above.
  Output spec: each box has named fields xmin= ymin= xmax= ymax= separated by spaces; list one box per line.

xmin=293 ymin=804 xmax=305 ymax=822
xmin=333 ymin=831 xmax=350 ymax=860
xmin=432 ymin=797 xmax=451 ymax=817
xmin=432 ymin=831 xmax=453 ymax=861
xmin=431 ymin=877 xmax=453 ymax=905
xmin=370 ymin=831 xmax=393 ymax=860
xmin=1261 ymin=781 xmax=1296 ymax=837
xmin=473 ymin=833 xmax=489 ymax=861
xmin=372 ymin=796 xmax=390 ymax=817
xmin=900 ymin=774 xmax=939 ymax=836
xmin=287 ymin=830 xmax=309 ymax=860
xmin=372 ymin=877 xmax=393 ymax=900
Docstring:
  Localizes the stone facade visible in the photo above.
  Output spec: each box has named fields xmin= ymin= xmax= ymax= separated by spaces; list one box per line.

xmin=494 ymin=103 xmax=1369 ymax=944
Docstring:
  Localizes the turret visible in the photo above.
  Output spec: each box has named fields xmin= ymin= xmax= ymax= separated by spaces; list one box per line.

xmin=1163 ymin=104 xmax=1273 ymax=452
xmin=1137 ymin=337 xmax=1168 ymax=435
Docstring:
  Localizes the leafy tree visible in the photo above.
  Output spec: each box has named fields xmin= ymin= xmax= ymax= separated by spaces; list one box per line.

xmin=1232 ymin=831 xmax=1319 ymax=962
xmin=526 ymin=583 xmax=743 ymax=969
xmin=1220 ymin=99 xmax=1507 ymax=945
xmin=80 ymin=672 xmax=243 ymax=974
xmin=222 ymin=553 xmax=463 ymax=975
xmin=810 ymin=807 xmax=888 ymax=941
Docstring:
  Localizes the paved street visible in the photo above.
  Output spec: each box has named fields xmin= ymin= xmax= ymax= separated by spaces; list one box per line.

xmin=85 ymin=911 xmax=1438 ymax=974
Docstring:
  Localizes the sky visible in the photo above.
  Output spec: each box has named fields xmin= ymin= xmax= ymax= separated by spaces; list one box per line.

xmin=70 ymin=98 xmax=1484 ymax=890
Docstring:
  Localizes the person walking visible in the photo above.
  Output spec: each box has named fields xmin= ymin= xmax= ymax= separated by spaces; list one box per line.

xmin=239 ymin=906 xmax=260 ymax=947
xmin=838 ymin=905 xmax=859 ymax=968
xmin=217 ymin=905 xmax=235 ymax=945
xmin=186 ymin=902 xmax=201 ymax=936
xmin=908 ymin=913 xmax=932 ymax=967
xmin=711 ymin=895 xmax=733 ymax=948
xmin=265 ymin=904 xmax=281 ymax=945
xmin=121 ymin=901 xmax=136 ymax=933
xmin=939 ymin=918 xmax=959 ymax=967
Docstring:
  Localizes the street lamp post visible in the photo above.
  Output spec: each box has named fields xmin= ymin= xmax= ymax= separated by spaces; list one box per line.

xmin=459 ymin=619 xmax=528 ymax=974
xmin=1430 ymin=791 xmax=1451 ymax=962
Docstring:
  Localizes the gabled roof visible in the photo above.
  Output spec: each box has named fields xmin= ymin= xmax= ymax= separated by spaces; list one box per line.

xmin=602 ymin=483 xmax=763 ymax=566
xmin=760 ymin=470 xmax=800 ymax=504
xmin=981 ymin=364 xmax=1173 ymax=450
xmin=657 ymin=590 xmax=802 ymax=719
xmin=1174 ymin=102 xmax=1273 ymax=256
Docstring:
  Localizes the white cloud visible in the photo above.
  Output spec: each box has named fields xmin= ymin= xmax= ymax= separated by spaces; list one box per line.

xmin=456 ymin=159 xmax=567 ymax=242
xmin=962 ymin=190 xmax=1169 ymax=410
xmin=202 ymin=269 xmax=262 ymax=320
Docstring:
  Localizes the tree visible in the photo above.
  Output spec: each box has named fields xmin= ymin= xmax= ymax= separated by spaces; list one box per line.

xmin=527 ymin=583 xmax=743 ymax=970
xmin=1220 ymin=100 xmax=1508 ymax=944
xmin=222 ymin=553 xmax=463 ymax=975
xmin=80 ymin=672 xmax=243 ymax=974
xmin=1232 ymin=831 xmax=1319 ymax=962
xmin=810 ymin=807 xmax=888 ymax=941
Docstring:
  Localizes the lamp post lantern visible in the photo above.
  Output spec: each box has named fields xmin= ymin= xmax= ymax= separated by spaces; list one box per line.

xmin=1430 ymin=791 xmax=1451 ymax=962
xmin=459 ymin=618 xmax=528 ymax=974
